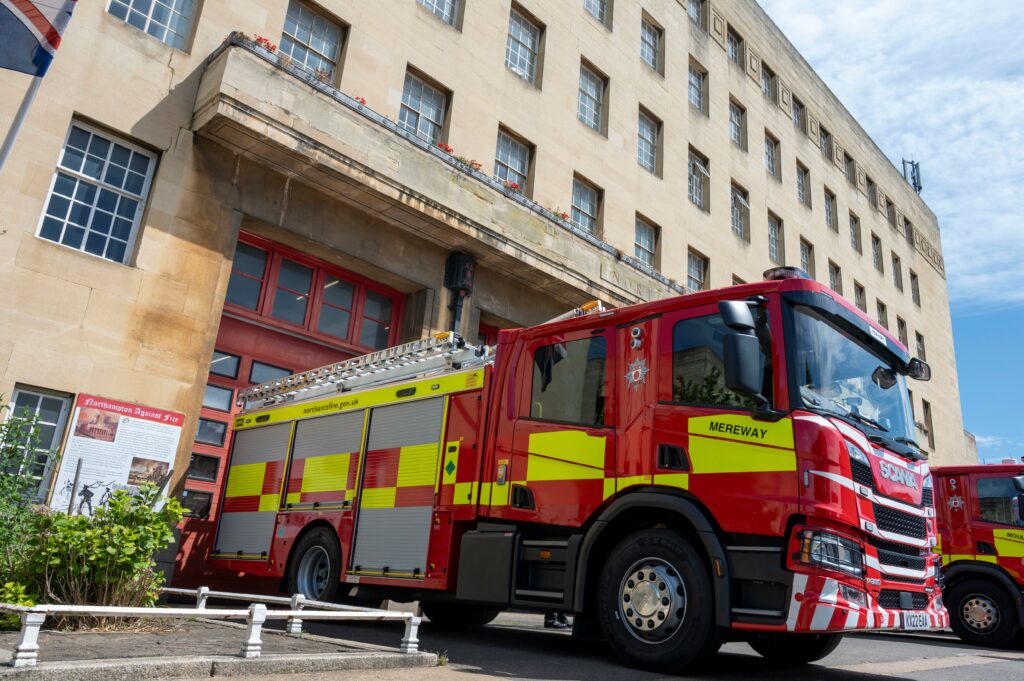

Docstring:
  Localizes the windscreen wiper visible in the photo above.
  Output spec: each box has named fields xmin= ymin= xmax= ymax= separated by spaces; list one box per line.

xmin=845 ymin=410 xmax=888 ymax=432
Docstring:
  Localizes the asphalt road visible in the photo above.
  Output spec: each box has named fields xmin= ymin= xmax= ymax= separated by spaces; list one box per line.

xmin=256 ymin=613 xmax=1024 ymax=681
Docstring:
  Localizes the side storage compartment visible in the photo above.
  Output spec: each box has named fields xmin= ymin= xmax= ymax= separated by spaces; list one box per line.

xmin=285 ymin=410 xmax=364 ymax=511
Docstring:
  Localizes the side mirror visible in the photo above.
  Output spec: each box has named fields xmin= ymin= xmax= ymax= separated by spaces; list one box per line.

xmin=719 ymin=300 xmax=756 ymax=332
xmin=907 ymin=357 xmax=931 ymax=381
xmin=872 ymin=366 xmax=897 ymax=390
xmin=722 ymin=333 xmax=764 ymax=404
xmin=1012 ymin=475 xmax=1024 ymax=493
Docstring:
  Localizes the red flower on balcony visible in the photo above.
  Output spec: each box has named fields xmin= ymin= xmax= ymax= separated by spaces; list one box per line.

xmin=255 ymin=35 xmax=277 ymax=52
xmin=437 ymin=143 xmax=454 ymax=154
xmin=503 ymin=180 xmax=521 ymax=191
xmin=354 ymin=96 xmax=366 ymax=105
xmin=558 ymin=211 xmax=570 ymax=220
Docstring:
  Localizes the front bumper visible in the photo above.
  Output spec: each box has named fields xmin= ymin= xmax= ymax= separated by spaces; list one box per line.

xmin=786 ymin=573 xmax=949 ymax=632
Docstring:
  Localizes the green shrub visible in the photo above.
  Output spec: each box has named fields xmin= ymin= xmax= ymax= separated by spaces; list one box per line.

xmin=26 ymin=485 xmax=183 ymax=620
xmin=0 ymin=582 xmax=35 ymax=630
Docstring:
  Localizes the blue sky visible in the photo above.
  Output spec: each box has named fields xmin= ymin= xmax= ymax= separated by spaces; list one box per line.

xmin=758 ymin=1 xmax=1024 ymax=463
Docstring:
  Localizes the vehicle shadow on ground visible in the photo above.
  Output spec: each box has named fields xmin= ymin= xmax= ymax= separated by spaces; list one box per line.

xmin=296 ymin=620 xmax=917 ymax=681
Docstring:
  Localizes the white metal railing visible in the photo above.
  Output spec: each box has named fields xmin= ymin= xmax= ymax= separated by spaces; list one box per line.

xmin=0 ymin=586 xmax=420 ymax=668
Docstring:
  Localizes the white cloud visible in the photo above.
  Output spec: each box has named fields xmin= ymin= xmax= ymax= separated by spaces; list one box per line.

xmin=758 ymin=0 xmax=1024 ymax=309
xmin=972 ymin=434 xmax=1023 ymax=462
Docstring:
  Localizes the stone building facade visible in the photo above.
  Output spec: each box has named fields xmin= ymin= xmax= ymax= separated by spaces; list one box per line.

xmin=0 ymin=0 xmax=970 ymax=575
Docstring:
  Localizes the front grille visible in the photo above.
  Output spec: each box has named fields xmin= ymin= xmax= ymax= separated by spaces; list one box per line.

xmin=878 ymin=589 xmax=928 ymax=610
xmin=873 ymin=503 xmax=927 ymax=539
xmin=885 ymin=574 xmax=926 ymax=585
xmin=922 ymin=487 xmax=933 ymax=507
xmin=869 ymin=537 xmax=927 ymax=571
xmin=850 ymin=458 xmax=875 ymax=488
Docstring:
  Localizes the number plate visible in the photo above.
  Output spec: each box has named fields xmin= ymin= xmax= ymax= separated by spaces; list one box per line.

xmin=901 ymin=612 xmax=930 ymax=630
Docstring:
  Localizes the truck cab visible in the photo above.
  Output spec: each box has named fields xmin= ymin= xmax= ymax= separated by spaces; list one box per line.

xmin=933 ymin=464 xmax=1024 ymax=647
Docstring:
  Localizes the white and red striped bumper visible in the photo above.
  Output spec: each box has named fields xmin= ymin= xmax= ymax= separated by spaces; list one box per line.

xmin=786 ymin=574 xmax=949 ymax=632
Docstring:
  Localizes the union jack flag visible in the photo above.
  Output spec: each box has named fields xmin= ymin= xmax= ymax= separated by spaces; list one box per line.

xmin=0 ymin=0 xmax=77 ymax=77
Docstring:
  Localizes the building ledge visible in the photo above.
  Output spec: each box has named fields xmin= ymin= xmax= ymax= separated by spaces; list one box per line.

xmin=191 ymin=35 xmax=685 ymax=306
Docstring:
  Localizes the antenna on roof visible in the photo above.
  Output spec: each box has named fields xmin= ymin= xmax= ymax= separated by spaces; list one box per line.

xmin=902 ymin=158 xmax=923 ymax=194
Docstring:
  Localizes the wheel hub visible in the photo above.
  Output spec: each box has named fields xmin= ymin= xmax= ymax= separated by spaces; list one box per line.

xmin=619 ymin=557 xmax=686 ymax=644
xmin=297 ymin=546 xmax=331 ymax=600
xmin=962 ymin=595 xmax=998 ymax=632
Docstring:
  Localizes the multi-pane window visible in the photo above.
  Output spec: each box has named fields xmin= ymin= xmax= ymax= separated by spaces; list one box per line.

xmin=505 ymin=8 xmax=541 ymax=84
xmin=872 ymin=234 xmax=883 ymax=272
xmin=791 ymin=95 xmax=806 ymax=132
xmin=107 ymin=0 xmax=195 ymax=50
xmin=892 ymin=253 xmax=903 ymax=291
xmin=916 ymin=332 xmax=927 ymax=362
xmin=729 ymin=100 xmax=746 ymax=148
xmin=854 ymin=282 xmax=866 ymax=312
xmin=876 ymin=300 xmax=888 ymax=329
xmin=9 ymin=386 xmax=71 ymax=500
xmin=761 ymin=63 xmax=776 ymax=101
xmin=824 ymin=188 xmax=837 ymax=231
xmin=726 ymin=28 xmax=743 ymax=66
xmin=764 ymin=132 xmax=779 ymax=178
xmin=799 ymin=238 xmax=815 ymax=278
xmin=494 ymin=129 xmax=532 ymax=192
xmin=688 ymin=62 xmax=706 ymax=112
xmin=640 ymin=17 xmax=662 ymax=72
xmin=849 ymin=212 xmax=862 ymax=252
xmin=687 ymin=0 xmax=705 ymax=28
xmin=637 ymin=109 xmax=660 ymax=173
xmin=922 ymin=400 xmax=934 ymax=449
xmin=634 ymin=217 xmax=658 ymax=268
xmin=767 ymin=213 xmax=783 ymax=265
xmin=399 ymin=71 xmax=448 ymax=144
xmin=38 ymin=122 xmax=155 ymax=264
xmin=897 ymin=317 xmax=908 ymax=347
xmin=417 ymin=0 xmax=459 ymax=26
xmin=687 ymin=251 xmax=707 ymax=292
xmin=867 ymin=176 xmax=878 ymax=208
xmin=844 ymin=152 xmax=856 ymax=186
xmin=730 ymin=184 xmax=749 ymax=239
xmin=280 ymin=1 xmax=345 ymax=79
xmin=584 ymin=0 xmax=608 ymax=25
xmin=796 ymin=162 xmax=810 ymax=207
xmin=578 ymin=63 xmax=606 ymax=132
xmin=224 ymin=235 xmax=401 ymax=351
xmin=828 ymin=261 xmax=842 ymax=295
xmin=571 ymin=176 xmax=601 ymax=234
xmin=910 ymin=270 xmax=921 ymax=306
xmin=819 ymin=125 xmax=832 ymax=159
xmin=687 ymin=150 xmax=709 ymax=210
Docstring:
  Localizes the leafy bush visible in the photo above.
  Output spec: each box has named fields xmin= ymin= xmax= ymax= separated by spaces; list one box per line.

xmin=0 ymin=582 xmax=34 ymax=630
xmin=26 ymin=485 xmax=183 ymax=617
xmin=0 ymin=398 xmax=50 ymax=585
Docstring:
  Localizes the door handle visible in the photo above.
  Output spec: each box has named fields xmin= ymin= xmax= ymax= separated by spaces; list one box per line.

xmin=658 ymin=445 xmax=689 ymax=471
xmin=511 ymin=485 xmax=535 ymax=510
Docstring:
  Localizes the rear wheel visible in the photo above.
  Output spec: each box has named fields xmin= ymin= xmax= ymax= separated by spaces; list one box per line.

xmin=947 ymin=579 xmax=1020 ymax=648
xmin=747 ymin=632 xmax=843 ymax=664
xmin=421 ymin=602 xmax=501 ymax=627
xmin=596 ymin=529 xmax=722 ymax=673
xmin=287 ymin=527 xmax=342 ymax=602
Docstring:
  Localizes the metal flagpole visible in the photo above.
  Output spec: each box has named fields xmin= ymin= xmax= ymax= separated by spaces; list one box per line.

xmin=0 ymin=75 xmax=43 ymax=174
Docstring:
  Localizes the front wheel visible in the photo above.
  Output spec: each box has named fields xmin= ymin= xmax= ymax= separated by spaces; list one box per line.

xmin=747 ymin=632 xmax=843 ymax=664
xmin=286 ymin=527 xmax=342 ymax=602
xmin=947 ymin=579 xmax=1020 ymax=648
xmin=596 ymin=529 xmax=722 ymax=673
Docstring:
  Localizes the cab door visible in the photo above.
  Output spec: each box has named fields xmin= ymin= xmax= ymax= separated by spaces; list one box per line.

xmin=500 ymin=326 xmax=615 ymax=527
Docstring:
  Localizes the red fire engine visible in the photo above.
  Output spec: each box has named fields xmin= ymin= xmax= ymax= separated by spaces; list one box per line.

xmin=933 ymin=464 xmax=1024 ymax=647
xmin=208 ymin=268 xmax=947 ymax=672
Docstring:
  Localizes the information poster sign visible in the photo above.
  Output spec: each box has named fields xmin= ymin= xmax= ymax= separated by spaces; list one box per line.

xmin=49 ymin=394 xmax=185 ymax=515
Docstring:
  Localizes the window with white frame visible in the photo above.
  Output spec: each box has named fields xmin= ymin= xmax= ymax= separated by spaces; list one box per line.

xmin=634 ymin=216 xmax=657 ymax=268
xmin=399 ymin=71 xmax=448 ymax=144
xmin=640 ymin=17 xmax=662 ymax=72
xmin=687 ymin=0 xmax=705 ymax=28
xmin=107 ymin=0 xmax=195 ymax=50
xmin=796 ymin=162 xmax=810 ymax=207
xmin=583 ymin=0 xmax=608 ymax=25
xmin=726 ymin=27 xmax=743 ymax=66
xmin=819 ymin=124 xmax=832 ymax=159
xmin=876 ymin=300 xmax=888 ymax=329
xmin=761 ymin=63 xmax=776 ymax=101
xmin=730 ymin=184 xmax=749 ymax=239
xmin=854 ymin=282 xmax=866 ymax=311
xmin=828 ymin=261 xmax=842 ymax=295
xmin=764 ymin=132 xmax=779 ymax=179
xmin=505 ymin=8 xmax=541 ymax=84
xmin=9 ymin=386 xmax=72 ymax=501
xmin=911 ymin=270 xmax=920 ymax=306
xmin=687 ymin=251 xmax=707 ymax=291
xmin=688 ymin=61 xmax=706 ymax=112
xmin=916 ymin=332 xmax=927 ymax=361
xmin=280 ymin=1 xmax=345 ymax=79
xmin=767 ymin=213 xmax=783 ymax=265
xmin=687 ymin=150 xmax=709 ymax=210
xmin=729 ymin=100 xmax=745 ymax=148
xmin=417 ymin=0 xmax=459 ymax=26
xmin=494 ymin=129 xmax=531 ymax=193
xmin=897 ymin=317 xmax=908 ymax=346
xmin=800 ymin=238 xmax=815 ymax=278
xmin=571 ymin=176 xmax=600 ymax=234
xmin=824 ymin=187 xmax=837 ymax=231
xmin=577 ymin=62 xmax=605 ymax=132
xmin=850 ymin=212 xmax=862 ymax=253
xmin=791 ymin=95 xmax=806 ymax=132
xmin=637 ymin=109 xmax=659 ymax=173
xmin=38 ymin=122 xmax=156 ymax=264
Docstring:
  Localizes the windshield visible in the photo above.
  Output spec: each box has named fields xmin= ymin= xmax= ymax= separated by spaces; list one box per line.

xmin=791 ymin=305 xmax=915 ymax=443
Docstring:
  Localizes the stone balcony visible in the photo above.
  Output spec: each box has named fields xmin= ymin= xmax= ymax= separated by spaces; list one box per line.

xmin=191 ymin=36 xmax=684 ymax=307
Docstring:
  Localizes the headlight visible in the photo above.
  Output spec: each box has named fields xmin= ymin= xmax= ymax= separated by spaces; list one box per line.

xmin=922 ymin=473 xmax=933 ymax=490
xmin=798 ymin=529 xmax=864 ymax=578
xmin=846 ymin=441 xmax=870 ymax=467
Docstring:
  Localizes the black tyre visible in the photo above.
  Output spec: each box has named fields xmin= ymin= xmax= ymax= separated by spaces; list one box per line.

xmin=286 ymin=527 xmax=342 ymax=602
xmin=596 ymin=529 xmax=722 ymax=673
xmin=421 ymin=602 xmax=501 ymax=627
xmin=947 ymin=579 xmax=1020 ymax=648
xmin=747 ymin=632 xmax=843 ymax=664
